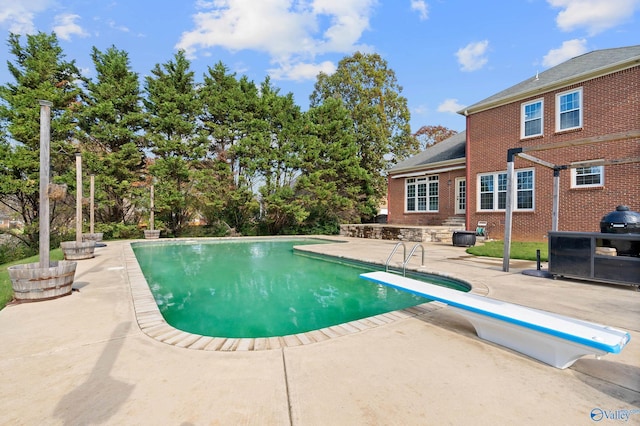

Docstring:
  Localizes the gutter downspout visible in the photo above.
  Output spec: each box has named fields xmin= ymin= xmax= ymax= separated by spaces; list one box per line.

xmin=387 ymin=175 xmax=391 ymax=223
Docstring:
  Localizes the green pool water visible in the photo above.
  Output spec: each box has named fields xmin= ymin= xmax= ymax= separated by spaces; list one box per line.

xmin=132 ymin=239 xmax=466 ymax=338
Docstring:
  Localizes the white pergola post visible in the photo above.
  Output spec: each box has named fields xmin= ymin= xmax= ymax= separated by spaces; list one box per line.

xmin=502 ymin=148 xmax=522 ymax=272
xmin=552 ymin=168 xmax=560 ymax=232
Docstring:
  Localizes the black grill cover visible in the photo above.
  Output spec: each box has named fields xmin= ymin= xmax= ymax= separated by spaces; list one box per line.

xmin=600 ymin=205 xmax=640 ymax=234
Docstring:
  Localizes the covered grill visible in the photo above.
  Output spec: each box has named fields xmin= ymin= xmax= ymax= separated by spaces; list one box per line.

xmin=600 ymin=205 xmax=640 ymax=256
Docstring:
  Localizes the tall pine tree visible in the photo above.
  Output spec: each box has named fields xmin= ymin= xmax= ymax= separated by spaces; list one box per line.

xmin=78 ymin=45 xmax=146 ymax=226
xmin=197 ymin=62 xmax=259 ymax=232
xmin=235 ymin=78 xmax=308 ymax=234
xmin=310 ymin=52 xmax=417 ymax=221
xmin=296 ymin=97 xmax=366 ymax=232
xmin=0 ymin=32 xmax=82 ymax=250
xmin=144 ymin=51 xmax=204 ymax=236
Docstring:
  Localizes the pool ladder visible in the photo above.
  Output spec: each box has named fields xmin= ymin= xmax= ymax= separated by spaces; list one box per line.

xmin=385 ymin=242 xmax=425 ymax=276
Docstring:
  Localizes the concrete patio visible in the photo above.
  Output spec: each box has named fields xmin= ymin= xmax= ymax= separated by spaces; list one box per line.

xmin=0 ymin=237 xmax=638 ymax=425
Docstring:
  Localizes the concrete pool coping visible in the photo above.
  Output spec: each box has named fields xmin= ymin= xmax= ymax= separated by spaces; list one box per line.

xmin=124 ymin=237 xmax=483 ymax=352
xmin=1 ymin=236 xmax=638 ymax=425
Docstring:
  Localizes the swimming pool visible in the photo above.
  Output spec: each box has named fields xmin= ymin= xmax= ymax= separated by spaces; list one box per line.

xmin=132 ymin=238 xmax=468 ymax=339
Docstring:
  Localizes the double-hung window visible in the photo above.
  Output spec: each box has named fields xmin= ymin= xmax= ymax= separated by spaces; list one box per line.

xmin=406 ymin=176 xmax=439 ymax=212
xmin=478 ymin=169 xmax=534 ymax=211
xmin=571 ymin=161 xmax=604 ymax=188
xmin=556 ymin=88 xmax=582 ymax=131
xmin=521 ymin=99 xmax=543 ymax=138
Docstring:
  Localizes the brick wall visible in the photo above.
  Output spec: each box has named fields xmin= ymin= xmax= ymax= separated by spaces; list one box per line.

xmin=467 ymin=66 xmax=640 ymax=241
xmin=387 ymin=168 xmax=466 ymax=226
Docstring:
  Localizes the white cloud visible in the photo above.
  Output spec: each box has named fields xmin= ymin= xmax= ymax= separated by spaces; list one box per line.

xmin=0 ymin=0 xmax=53 ymax=34
xmin=410 ymin=0 xmax=429 ymax=20
xmin=176 ymin=0 xmax=376 ymax=81
xmin=456 ymin=40 xmax=489 ymax=72
xmin=547 ymin=0 xmax=640 ymax=35
xmin=437 ymin=98 xmax=465 ymax=113
xmin=542 ymin=39 xmax=588 ymax=67
xmin=53 ymin=13 xmax=89 ymax=40
xmin=412 ymin=104 xmax=428 ymax=115
xmin=268 ymin=60 xmax=337 ymax=81
xmin=108 ymin=20 xmax=130 ymax=33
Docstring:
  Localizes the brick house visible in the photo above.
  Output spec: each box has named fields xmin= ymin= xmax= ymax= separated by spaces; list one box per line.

xmin=388 ymin=45 xmax=640 ymax=241
xmin=387 ymin=131 xmax=466 ymax=226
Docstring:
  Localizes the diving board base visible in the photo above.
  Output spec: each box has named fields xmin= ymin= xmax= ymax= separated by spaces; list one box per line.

xmin=449 ymin=307 xmax=608 ymax=369
xmin=360 ymin=271 xmax=630 ymax=369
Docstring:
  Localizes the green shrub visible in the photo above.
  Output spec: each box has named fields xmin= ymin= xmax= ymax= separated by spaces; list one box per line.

xmin=0 ymin=243 xmax=35 ymax=265
xmin=0 ymin=235 xmax=37 ymax=264
xmin=96 ymin=223 xmax=143 ymax=240
xmin=180 ymin=223 xmax=230 ymax=238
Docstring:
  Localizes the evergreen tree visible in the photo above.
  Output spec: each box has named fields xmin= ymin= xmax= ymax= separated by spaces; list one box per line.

xmin=235 ymin=78 xmax=307 ymax=234
xmin=310 ymin=52 xmax=417 ymax=221
xmin=0 ymin=32 xmax=82 ymax=250
xmin=296 ymin=97 xmax=366 ymax=232
xmin=78 ymin=45 xmax=146 ymax=226
xmin=197 ymin=62 xmax=260 ymax=232
xmin=144 ymin=51 xmax=204 ymax=236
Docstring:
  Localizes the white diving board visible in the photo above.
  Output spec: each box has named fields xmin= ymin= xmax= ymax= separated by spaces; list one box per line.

xmin=360 ymin=271 xmax=631 ymax=369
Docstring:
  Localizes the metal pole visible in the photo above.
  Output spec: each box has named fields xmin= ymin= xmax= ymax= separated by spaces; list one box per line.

xmin=551 ymin=166 xmax=568 ymax=231
xmin=503 ymin=160 xmax=515 ymax=272
xmin=38 ymin=100 xmax=52 ymax=269
xmin=90 ymin=174 xmax=95 ymax=234
xmin=150 ymin=184 xmax=155 ymax=231
xmin=551 ymin=168 xmax=560 ymax=232
xmin=75 ymin=153 xmax=82 ymax=243
xmin=502 ymin=148 xmax=523 ymax=272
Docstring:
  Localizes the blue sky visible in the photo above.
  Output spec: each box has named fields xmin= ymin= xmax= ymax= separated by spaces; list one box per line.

xmin=0 ymin=0 xmax=638 ymax=133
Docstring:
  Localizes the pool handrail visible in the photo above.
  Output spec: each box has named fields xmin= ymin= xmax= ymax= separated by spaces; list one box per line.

xmin=386 ymin=243 xmax=425 ymax=276
xmin=403 ymin=244 xmax=425 ymax=273
xmin=385 ymin=242 xmax=406 ymax=273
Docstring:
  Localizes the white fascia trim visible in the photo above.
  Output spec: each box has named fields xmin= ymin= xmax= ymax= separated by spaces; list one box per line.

xmin=391 ymin=164 xmax=465 ymax=179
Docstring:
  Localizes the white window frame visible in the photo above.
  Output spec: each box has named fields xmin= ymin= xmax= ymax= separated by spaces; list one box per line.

xmin=477 ymin=168 xmax=535 ymax=212
xmin=521 ymin=98 xmax=543 ymax=138
xmin=405 ymin=176 xmax=439 ymax=213
xmin=571 ymin=161 xmax=604 ymax=188
xmin=555 ymin=87 xmax=583 ymax=132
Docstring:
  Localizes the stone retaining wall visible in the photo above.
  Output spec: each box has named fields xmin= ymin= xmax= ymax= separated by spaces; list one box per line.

xmin=339 ymin=224 xmax=462 ymax=243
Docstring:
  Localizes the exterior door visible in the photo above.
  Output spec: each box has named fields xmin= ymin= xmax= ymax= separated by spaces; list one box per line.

xmin=455 ymin=177 xmax=466 ymax=214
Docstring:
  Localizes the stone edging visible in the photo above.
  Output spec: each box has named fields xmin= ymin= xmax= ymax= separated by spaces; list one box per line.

xmin=123 ymin=240 xmax=483 ymax=351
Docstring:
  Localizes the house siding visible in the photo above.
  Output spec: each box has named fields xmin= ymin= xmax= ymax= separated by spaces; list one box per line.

xmin=467 ymin=66 xmax=640 ymax=241
xmin=387 ymin=168 xmax=466 ymax=226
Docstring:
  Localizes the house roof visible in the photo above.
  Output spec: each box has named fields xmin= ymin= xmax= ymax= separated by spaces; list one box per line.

xmin=460 ymin=45 xmax=640 ymax=115
xmin=389 ymin=130 xmax=466 ymax=174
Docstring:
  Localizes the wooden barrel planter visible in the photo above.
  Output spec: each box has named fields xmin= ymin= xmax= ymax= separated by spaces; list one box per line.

xmin=144 ymin=230 xmax=161 ymax=239
xmin=60 ymin=241 xmax=96 ymax=260
xmin=82 ymin=232 xmax=103 ymax=242
xmin=452 ymin=230 xmax=477 ymax=247
xmin=8 ymin=261 xmax=77 ymax=302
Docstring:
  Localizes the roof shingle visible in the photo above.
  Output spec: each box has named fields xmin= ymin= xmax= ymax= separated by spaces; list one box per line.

xmin=389 ymin=131 xmax=465 ymax=173
xmin=461 ymin=45 xmax=640 ymax=114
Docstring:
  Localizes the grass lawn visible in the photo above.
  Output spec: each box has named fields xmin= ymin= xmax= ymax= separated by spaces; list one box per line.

xmin=0 ymin=249 xmax=64 ymax=310
xmin=466 ymin=240 xmax=548 ymax=262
